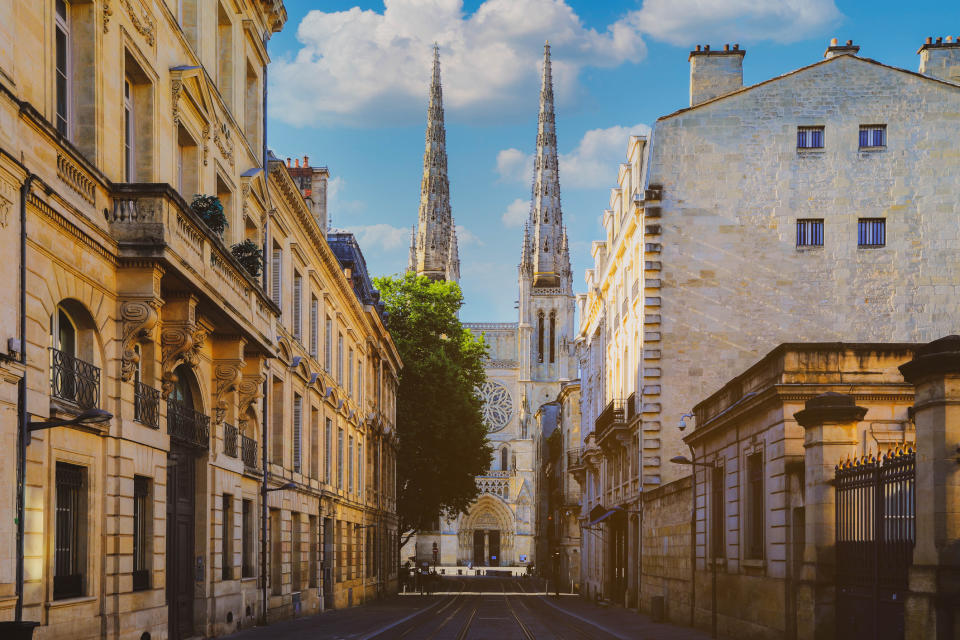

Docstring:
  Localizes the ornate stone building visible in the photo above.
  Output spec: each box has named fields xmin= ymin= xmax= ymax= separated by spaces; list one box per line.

xmin=404 ymin=44 xmax=576 ymax=569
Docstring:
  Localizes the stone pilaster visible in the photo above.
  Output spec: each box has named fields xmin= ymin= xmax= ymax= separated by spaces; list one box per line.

xmin=793 ymin=392 xmax=865 ymax=640
xmin=898 ymin=335 xmax=960 ymax=640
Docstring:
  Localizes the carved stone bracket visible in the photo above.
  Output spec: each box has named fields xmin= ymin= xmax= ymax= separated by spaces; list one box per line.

xmin=212 ymin=359 xmax=244 ymax=425
xmin=160 ymin=296 xmax=207 ymax=398
xmin=237 ymin=372 xmax=266 ymax=430
xmin=120 ymin=297 xmax=161 ymax=381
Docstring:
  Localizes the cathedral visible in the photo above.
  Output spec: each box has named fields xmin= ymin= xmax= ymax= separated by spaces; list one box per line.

xmin=403 ymin=44 xmax=576 ymax=568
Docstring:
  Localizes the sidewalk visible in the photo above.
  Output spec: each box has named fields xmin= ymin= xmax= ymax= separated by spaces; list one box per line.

xmin=538 ymin=594 xmax=712 ymax=640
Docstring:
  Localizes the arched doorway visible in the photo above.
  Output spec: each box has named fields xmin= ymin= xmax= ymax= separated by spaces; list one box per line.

xmin=460 ymin=495 xmax=516 ymax=566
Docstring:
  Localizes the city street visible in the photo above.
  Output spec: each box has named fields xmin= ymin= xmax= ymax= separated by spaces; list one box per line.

xmin=224 ymin=576 xmax=710 ymax=639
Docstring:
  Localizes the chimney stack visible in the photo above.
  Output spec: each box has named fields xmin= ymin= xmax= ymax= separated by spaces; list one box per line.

xmin=688 ymin=44 xmax=745 ymax=107
xmin=824 ymin=38 xmax=860 ymax=59
xmin=918 ymin=36 xmax=960 ymax=83
xmin=294 ymin=158 xmax=300 ymax=168
xmin=286 ymin=157 xmax=291 ymax=167
xmin=303 ymin=155 xmax=309 ymax=167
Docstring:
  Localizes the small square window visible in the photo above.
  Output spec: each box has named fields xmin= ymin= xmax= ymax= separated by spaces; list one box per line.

xmin=858 ymin=218 xmax=885 ymax=247
xmin=796 ymin=219 xmax=824 ymax=247
xmin=859 ymin=125 xmax=886 ymax=149
xmin=797 ymin=126 xmax=824 ymax=149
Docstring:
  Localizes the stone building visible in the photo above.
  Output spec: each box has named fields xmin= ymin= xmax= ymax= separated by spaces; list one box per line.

xmin=0 ymin=1 xmax=401 ymax=638
xmin=403 ymin=44 xmax=576 ymax=569
xmin=574 ymin=134 xmax=647 ymax=605
xmin=576 ymin=37 xmax=960 ymax=623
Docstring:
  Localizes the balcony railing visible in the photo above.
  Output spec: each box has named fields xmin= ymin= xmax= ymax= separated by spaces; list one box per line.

xmin=566 ymin=448 xmax=582 ymax=469
xmin=134 ymin=381 xmax=160 ymax=429
xmin=595 ymin=399 xmax=626 ymax=439
xmin=167 ymin=398 xmax=210 ymax=449
xmin=241 ymin=434 xmax=258 ymax=470
xmin=626 ymin=391 xmax=638 ymax=423
xmin=224 ymin=423 xmax=238 ymax=458
xmin=50 ymin=347 xmax=100 ymax=410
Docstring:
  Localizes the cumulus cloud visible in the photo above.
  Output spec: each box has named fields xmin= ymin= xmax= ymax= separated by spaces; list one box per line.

xmin=270 ymin=0 xmax=646 ymax=126
xmin=349 ymin=224 xmax=410 ymax=252
xmin=629 ymin=0 xmax=841 ymax=46
xmin=456 ymin=225 xmax=483 ymax=246
xmin=496 ymin=122 xmax=651 ymax=190
xmin=501 ymin=198 xmax=530 ymax=228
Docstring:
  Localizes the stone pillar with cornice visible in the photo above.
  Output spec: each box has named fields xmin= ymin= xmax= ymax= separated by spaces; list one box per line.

xmin=898 ymin=335 xmax=960 ymax=640
xmin=794 ymin=392 xmax=865 ymax=640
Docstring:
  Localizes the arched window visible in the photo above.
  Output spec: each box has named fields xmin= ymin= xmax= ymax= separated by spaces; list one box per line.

xmin=549 ymin=311 xmax=556 ymax=364
xmin=49 ymin=303 xmax=99 ymax=409
xmin=500 ymin=446 xmax=509 ymax=472
xmin=537 ymin=312 xmax=544 ymax=363
xmin=169 ymin=363 xmax=195 ymax=408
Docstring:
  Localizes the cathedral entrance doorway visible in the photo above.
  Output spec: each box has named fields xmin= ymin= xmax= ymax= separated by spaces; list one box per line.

xmin=460 ymin=495 xmax=516 ymax=566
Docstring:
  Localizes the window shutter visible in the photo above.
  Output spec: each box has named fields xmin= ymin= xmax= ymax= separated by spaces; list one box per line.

xmin=293 ymin=274 xmax=302 ymax=341
xmin=271 ymin=248 xmax=282 ymax=308
xmin=293 ymin=394 xmax=302 ymax=472
xmin=859 ymin=128 xmax=869 ymax=148
xmin=310 ymin=298 xmax=318 ymax=358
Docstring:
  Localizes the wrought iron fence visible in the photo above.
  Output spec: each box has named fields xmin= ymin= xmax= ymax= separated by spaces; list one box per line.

xmin=595 ymin=399 xmax=626 ymax=439
xmin=224 ymin=423 xmax=238 ymax=458
xmin=134 ymin=381 xmax=160 ymax=429
xmin=50 ymin=347 xmax=100 ymax=409
xmin=166 ymin=398 xmax=210 ymax=449
xmin=241 ymin=434 xmax=258 ymax=470
xmin=835 ymin=448 xmax=915 ymax=640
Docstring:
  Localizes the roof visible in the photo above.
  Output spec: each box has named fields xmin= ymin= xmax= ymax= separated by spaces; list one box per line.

xmin=658 ymin=53 xmax=960 ymax=122
xmin=326 ymin=231 xmax=387 ymax=319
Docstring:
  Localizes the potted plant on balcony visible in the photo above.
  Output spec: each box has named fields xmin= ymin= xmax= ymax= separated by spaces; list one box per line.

xmin=230 ymin=239 xmax=263 ymax=278
xmin=190 ymin=194 xmax=227 ymax=237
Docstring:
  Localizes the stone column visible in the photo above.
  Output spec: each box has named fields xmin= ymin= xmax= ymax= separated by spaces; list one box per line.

xmin=898 ymin=336 xmax=960 ymax=640
xmin=793 ymin=392 xmax=865 ymax=640
xmin=484 ymin=531 xmax=489 ymax=566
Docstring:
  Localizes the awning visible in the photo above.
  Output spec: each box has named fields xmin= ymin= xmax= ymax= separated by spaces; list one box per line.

xmin=588 ymin=506 xmax=624 ymax=527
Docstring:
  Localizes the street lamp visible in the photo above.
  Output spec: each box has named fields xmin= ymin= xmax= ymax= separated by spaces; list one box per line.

xmin=670 ymin=453 xmax=718 ymax=639
xmin=264 ymin=481 xmax=297 ymax=492
xmin=11 ymin=408 xmax=113 ymax=638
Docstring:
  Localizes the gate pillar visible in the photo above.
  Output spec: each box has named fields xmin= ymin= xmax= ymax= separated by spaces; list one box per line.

xmin=899 ymin=335 xmax=960 ymax=640
xmin=794 ymin=393 xmax=865 ymax=640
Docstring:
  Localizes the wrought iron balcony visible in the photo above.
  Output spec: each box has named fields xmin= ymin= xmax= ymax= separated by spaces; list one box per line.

xmin=224 ymin=423 xmax=238 ymax=458
xmin=167 ymin=398 xmax=210 ymax=449
xmin=50 ymin=347 xmax=100 ymax=410
xmin=134 ymin=381 xmax=160 ymax=429
xmin=595 ymin=399 xmax=626 ymax=440
xmin=626 ymin=391 xmax=638 ymax=423
xmin=566 ymin=448 xmax=582 ymax=469
xmin=241 ymin=434 xmax=258 ymax=470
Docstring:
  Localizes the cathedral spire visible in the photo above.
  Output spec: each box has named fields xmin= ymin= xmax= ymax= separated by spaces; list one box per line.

xmin=528 ymin=41 xmax=568 ymax=290
xmin=409 ymin=44 xmax=459 ymax=282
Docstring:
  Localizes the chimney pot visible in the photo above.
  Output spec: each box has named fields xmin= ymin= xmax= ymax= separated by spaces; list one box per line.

xmin=830 ymin=37 xmax=838 ymax=46
xmin=947 ymin=36 xmax=954 ymax=43
xmin=286 ymin=157 xmax=291 ymax=167
xmin=926 ymin=37 xmax=933 ymax=44
xmin=936 ymin=37 xmax=943 ymax=44
xmin=733 ymin=43 xmax=739 ymax=50
xmin=695 ymin=44 xmax=702 ymax=51
xmin=295 ymin=159 xmax=300 ymax=168
xmin=846 ymin=39 xmax=853 ymax=46
xmin=723 ymin=44 xmax=729 ymax=51
xmin=304 ymin=155 xmax=309 ymax=167
xmin=704 ymin=44 xmax=710 ymax=51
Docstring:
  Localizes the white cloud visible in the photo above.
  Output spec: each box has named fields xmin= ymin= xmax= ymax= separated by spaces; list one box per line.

xmin=495 ymin=122 xmax=651 ymax=190
xmin=269 ymin=0 xmax=646 ymax=126
xmin=456 ymin=225 xmax=483 ymax=246
xmin=501 ymin=198 xmax=529 ymax=228
xmin=349 ymin=224 xmax=411 ymax=252
xmin=629 ymin=0 xmax=841 ymax=46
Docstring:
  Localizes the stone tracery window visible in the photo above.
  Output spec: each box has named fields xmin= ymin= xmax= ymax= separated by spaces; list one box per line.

xmin=479 ymin=380 xmax=512 ymax=433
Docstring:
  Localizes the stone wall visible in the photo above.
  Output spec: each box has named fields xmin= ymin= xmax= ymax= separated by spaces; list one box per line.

xmin=640 ymin=475 xmax=692 ymax=625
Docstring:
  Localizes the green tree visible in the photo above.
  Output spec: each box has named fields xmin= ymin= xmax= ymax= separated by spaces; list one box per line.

xmin=374 ymin=273 xmax=492 ymax=548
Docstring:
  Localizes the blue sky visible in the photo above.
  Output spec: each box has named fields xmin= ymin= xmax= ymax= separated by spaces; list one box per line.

xmin=266 ymin=0 xmax=958 ymax=322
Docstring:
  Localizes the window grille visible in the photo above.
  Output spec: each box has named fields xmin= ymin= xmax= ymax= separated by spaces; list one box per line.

xmin=133 ymin=476 xmax=150 ymax=591
xmin=746 ymin=454 xmax=764 ymax=559
xmin=324 ymin=317 xmax=332 ymax=372
xmin=271 ymin=246 xmax=282 ymax=308
xmin=293 ymin=272 xmax=302 ymax=341
xmin=797 ymin=126 xmax=824 ymax=149
xmin=711 ymin=464 xmax=724 ymax=559
xmin=293 ymin=394 xmax=303 ymax=473
xmin=325 ymin=418 xmax=332 ymax=484
xmin=338 ymin=428 xmax=344 ymax=489
xmin=337 ymin=333 xmax=343 ymax=384
xmin=858 ymin=218 xmax=885 ymax=247
xmin=55 ymin=462 xmax=85 ymax=600
xmin=348 ymin=436 xmax=354 ymax=493
xmin=859 ymin=125 xmax=886 ymax=148
xmin=310 ymin=297 xmax=319 ymax=358
xmin=796 ymin=219 xmax=824 ymax=247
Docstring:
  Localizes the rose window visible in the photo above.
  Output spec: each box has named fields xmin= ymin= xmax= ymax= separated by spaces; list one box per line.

xmin=479 ymin=380 xmax=513 ymax=432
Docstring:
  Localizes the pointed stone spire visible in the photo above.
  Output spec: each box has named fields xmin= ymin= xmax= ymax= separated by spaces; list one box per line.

xmin=407 ymin=225 xmax=417 ymax=272
xmin=409 ymin=44 xmax=459 ymax=282
xmin=529 ymin=41 xmax=568 ymax=290
xmin=446 ymin=217 xmax=460 ymax=282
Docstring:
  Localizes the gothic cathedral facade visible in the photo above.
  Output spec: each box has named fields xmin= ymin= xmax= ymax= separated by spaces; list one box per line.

xmin=404 ymin=44 xmax=575 ymax=568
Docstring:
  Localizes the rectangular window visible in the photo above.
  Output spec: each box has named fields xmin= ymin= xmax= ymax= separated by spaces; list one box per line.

xmin=358 ymin=441 xmax=363 ymax=498
xmin=796 ymin=126 xmax=824 ymax=149
xmin=132 ymin=475 xmax=150 ymax=591
xmin=858 ymin=218 xmax=885 ymax=247
xmin=324 ymin=316 xmax=332 ymax=372
xmin=710 ymin=463 xmax=724 ymax=559
xmin=337 ymin=333 xmax=343 ymax=385
xmin=293 ymin=272 xmax=302 ymax=342
xmin=124 ymin=78 xmax=134 ymax=181
xmin=270 ymin=508 xmax=281 ymax=595
xmin=54 ymin=462 xmax=86 ymax=599
xmin=271 ymin=244 xmax=282 ymax=309
xmin=242 ymin=498 xmax=254 ymax=577
xmin=338 ymin=428 xmax=344 ymax=489
xmin=310 ymin=295 xmax=319 ymax=358
xmin=348 ymin=435 xmax=354 ymax=493
xmin=293 ymin=393 xmax=303 ymax=473
xmin=348 ymin=348 xmax=354 ymax=395
xmin=796 ymin=219 xmax=824 ymax=247
xmin=291 ymin=512 xmax=302 ymax=591
xmin=55 ymin=0 xmax=71 ymax=137
xmin=746 ymin=453 xmax=764 ymax=560
xmin=222 ymin=493 xmax=233 ymax=580
xmin=271 ymin=377 xmax=283 ymax=464
xmin=325 ymin=418 xmax=332 ymax=484
xmin=309 ymin=515 xmax=319 ymax=588
xmin=859 ymin=124 xmax=886 ymax=148
xmin=310 ymin=406 xmax=319 ymax=479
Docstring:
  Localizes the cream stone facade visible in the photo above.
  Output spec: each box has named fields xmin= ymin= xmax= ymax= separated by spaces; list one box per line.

xmin=576 ymin=38 xmax=960 ymax=619
xmin=0 ymin=1 xmax=401 ymax=638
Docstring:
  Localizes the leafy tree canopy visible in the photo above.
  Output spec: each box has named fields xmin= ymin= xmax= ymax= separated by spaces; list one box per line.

xmin=374 ymin=273 xmax=492 ymax=546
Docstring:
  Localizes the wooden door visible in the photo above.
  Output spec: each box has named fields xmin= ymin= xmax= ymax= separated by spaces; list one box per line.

xmin=166 ymin=450 xmax=195 ymax=639
xmin=473 ymin=531 xmax=484 ymax=566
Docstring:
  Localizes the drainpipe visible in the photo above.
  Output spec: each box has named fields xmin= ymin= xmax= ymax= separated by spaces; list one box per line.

xmin=15 ymin=172 xmax=37 ymax=624
xmin=260 ymin=377 xmax=269 ymax=625
xmin=261 ymin=32 xmax=270 ymax=293
xmin=687 ymin=443 xmax=696 ymax=629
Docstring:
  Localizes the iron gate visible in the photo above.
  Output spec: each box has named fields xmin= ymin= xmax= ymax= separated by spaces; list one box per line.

xmin=835 ymin=448 xmax=915 ymax=640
